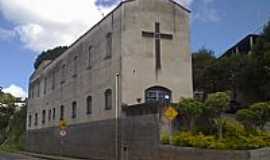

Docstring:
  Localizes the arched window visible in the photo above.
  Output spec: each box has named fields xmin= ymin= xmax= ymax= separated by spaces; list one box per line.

xmin=34 ymin=113 xmax=38 ymax=126
xmin=48 ymin=109 xmax=52 ymax=121
xmin=28 ymin=114 xmax=32 ymax=128
xmin=145 ymin=86 xmax=172 ymax=104
xmin=60 ymin=105 xmax=64 ymax=120
xmin=105 ymin=89 xmax=112 ymax=110
xmin=42 ymin=110 xmax=46 ymax=125
xmin=72 ymin=101 xmax=77 ymax=119
xmin=86 ymin=96 xmax=92 ymax=115
xmin=52 ymin=108 xmax=56 ymax=120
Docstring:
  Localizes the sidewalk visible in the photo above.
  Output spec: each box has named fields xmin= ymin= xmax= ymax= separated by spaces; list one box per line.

xmin=19 ymin=151 xmax=86 ymax=160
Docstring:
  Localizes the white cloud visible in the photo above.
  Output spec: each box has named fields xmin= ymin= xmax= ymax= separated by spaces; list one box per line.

xmin=3 ymin=84 xmax=27 ymax=98
xmin=0 ymin=0 xmax=220 ymax=52
xmin=0 ymin=27 xmax=17 ymax=41
xmin=0 ymin=0 xmax=114 ymax=52
xmin=192 ymin=0 xmax=220 ymax=23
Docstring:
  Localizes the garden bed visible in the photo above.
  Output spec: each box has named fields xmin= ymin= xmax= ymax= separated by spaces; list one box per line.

xmin=159 ymin=145 xmax=270 ymax=160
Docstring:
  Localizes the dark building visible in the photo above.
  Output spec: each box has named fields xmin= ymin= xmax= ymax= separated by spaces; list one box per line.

xmin=221 ymin=34 xmax=260 ymax=58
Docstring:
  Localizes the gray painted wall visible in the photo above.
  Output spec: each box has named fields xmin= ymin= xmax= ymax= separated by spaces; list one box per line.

xmin=26 ymin=115 xmax=160 ymax=160
xmin=26 ymin=0 xmax=192 ymax=131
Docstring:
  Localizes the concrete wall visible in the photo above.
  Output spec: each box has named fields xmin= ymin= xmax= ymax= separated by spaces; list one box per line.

xmin=26 ymin=114 xmax=160 ymax=160
xmin=121 ymin=0 xmax=193 ymax=105
xmin=25 ymin=113 xmax=270 ymax=160
xmin=159 ymin=146 xmax=270 ymax=160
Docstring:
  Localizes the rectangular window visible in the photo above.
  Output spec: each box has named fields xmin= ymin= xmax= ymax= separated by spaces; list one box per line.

xmin=37 ymin=81 xmax=40 ymax=97
xmin=73 ymin=56 xmax=78 ymax=77
xmin=48 ymin=109 xmax=52 ymax=121
xmin=105 ymin=33 xmax=112 ymax=59
xmin=53 ymin=108 xmax=56 ymax=120
xmin=72 ymin=102 xmax=77 ymax=119
xmin=52 ymin=70 xmax=55 ymax=90
xmin=61 ymin=64 xmax=66 ymax=84
xmin=105 ymin=89 xmax=112 ymax=110
xmin=42 ymin=110 xmax=46 ymax=124
xmin=28 ymin=115 xmax=32 ymax=128
xmin=87 ymin=96 xmax=92 ymax=115
xmin=31 ymin=83 xmax=35 ymax=98
xmin=88 ymin=46 xmax=93 ymax=68
xmin=28 ymin=84 xmax=32 ymax=99
xmin=34 ymin=113 xmax=38 ymax=126
xmin=44 ymin=77 xmax=47 ymax=95
xmin=60 ymin=105 xmax=64 ymax=120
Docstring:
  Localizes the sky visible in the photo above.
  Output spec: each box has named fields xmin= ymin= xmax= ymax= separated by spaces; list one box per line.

xmin=0 ymin=0 xmax=269 ymax=98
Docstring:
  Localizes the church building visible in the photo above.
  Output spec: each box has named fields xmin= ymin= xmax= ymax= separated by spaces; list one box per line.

xmin=26 ymin=0 xmax=192 ymax=159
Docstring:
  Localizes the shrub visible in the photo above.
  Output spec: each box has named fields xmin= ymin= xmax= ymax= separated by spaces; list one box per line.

xmin=205 ymin=92 xmax=231 ymax=140
xmin=172 ymin=132 xmax=216 ymax=149
xmin=250 ymin=102 xmax=270 ymax=130
xmin=161 ymin=132 xmax=170 ymax=144
xmin=170 ymin=131 xmax=270 ymax=150
xmin=223 ymin=118 xmax=246 ymax=138
xmin=205 ymin=92 xmax=230 ymax=115
xmin=236 ymin=109 xmax=257 ymax=129
xmin=176 ymin=98 xmax=206 ymax=132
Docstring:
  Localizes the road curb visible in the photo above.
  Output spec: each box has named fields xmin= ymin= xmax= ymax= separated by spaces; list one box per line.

xmin=18 ymin=151 xmax=86 ymax=160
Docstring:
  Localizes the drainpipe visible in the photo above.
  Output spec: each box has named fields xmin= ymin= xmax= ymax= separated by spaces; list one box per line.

xmin=115 ymin=73 xmax=120 ymax=160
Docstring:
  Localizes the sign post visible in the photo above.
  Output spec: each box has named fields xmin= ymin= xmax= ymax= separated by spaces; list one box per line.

xmin=59 ymin=120 xmax=68 ymax=157
xmin=164 ymin=106 xmax=178 ymax=144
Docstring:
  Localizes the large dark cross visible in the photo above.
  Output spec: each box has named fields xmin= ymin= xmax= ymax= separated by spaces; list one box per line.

xmin=142 ymin=22 xmax=173 ymax=72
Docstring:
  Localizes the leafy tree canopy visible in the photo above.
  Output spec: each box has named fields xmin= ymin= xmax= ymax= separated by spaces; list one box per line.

xmin=176 ymin=98 xmax=206 ymax=132
xmin=34 ymin=46 xmax=68 ymax=69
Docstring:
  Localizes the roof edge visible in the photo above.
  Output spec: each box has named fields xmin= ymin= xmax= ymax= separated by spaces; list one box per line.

xmin=33 ymin=0 xmax=135 ymax=74
xmin=168 ymin=0 xmax=191 ymax=13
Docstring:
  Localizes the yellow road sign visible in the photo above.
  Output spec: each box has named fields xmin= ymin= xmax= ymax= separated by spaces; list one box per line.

xmin=59 ymin=120 xmax=68 ymax=129
xmin=164 ymin=106 xmax=178 ymax=121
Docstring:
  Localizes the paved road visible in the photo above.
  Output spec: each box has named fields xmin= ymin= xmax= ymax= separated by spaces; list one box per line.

xmin=0 ymin=152 xmax=45 ymax=160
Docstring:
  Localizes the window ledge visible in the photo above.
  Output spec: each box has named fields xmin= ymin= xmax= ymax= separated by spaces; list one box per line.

xmin=72 ymin=74 xmax=77 ymax=78
xmin=104 ymin=56 xmax=112 ymax=60
xmin=86 ymin=66 xmax=92 ymax=70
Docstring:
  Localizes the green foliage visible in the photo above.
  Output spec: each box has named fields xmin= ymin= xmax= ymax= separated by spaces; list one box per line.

xmin=176 ymin=98 xmax=206 ymax=132
xmin=205 ymin=92 xmax=230 ymax=139
xmin=161 ymin=132 xmax=170 ymax=145
xmin=205 ymin=92 xmax=231 ymax=115
xmin=236 ymin=109 xmax=257 ymax=129
xmin=192 ymin=48 xmax=216 ymax=93
xmin=223 ymin=118 xmax=246 ymax=138
xmin=0 ymin=92 xmax=26 ymax=151
xmin=34 ymin=46 xmax=68 ymax=69
xmin=0 ymin=92 xmax=17 ymax=144
xmin=171 ymin=131 xmax=270 ymax=150
xmin=0 ymin=93 xmax=16 ymax=106
xmin=250 ymin=102 xmax=270 ymax=130
xmin=3 ymin=106 xmax=26 ymax=150
xmin=172 ymin=132 xmax=216 ymax=149
xmin=192 ymin=21 xmax=270 ymax=103
xmin=263 ymin=21 xmax=270 ymax=42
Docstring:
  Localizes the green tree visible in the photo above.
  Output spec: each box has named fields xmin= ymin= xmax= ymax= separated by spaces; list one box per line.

xmin=205 ymin=92 xmax=230 ymax=140
xmin=192 ymin=48 xmax=216 ymax=93
xmin=236 ymin=109 xmax=257 ymax=129
xmin=0 ymin=92 xmax=17 ymax=144
xmin=34 ymin=46 xmax=68 ymax=69
xmin=176 ymin=98 xmax=206 ymax=132
xmin=250 ymin=102 xmax=270 ymax=130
